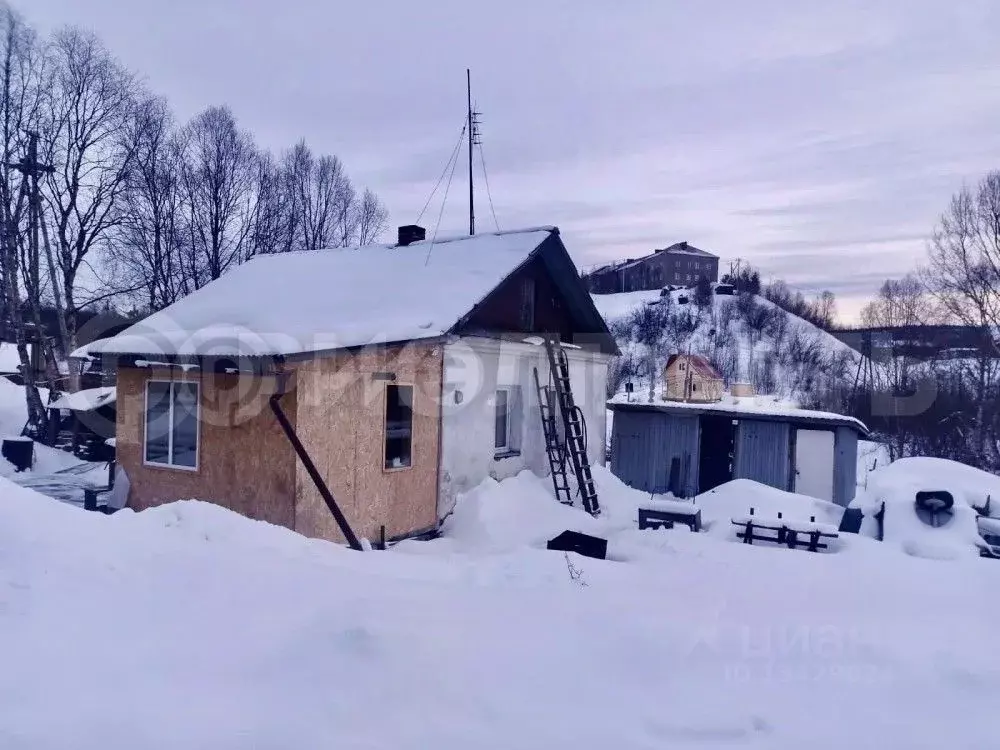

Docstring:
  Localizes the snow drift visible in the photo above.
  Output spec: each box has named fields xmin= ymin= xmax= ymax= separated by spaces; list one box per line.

xmin=853 ymin=456 xmax=1000 ymax=560
xmin=4 ymin=464 xmax=1000 ymax=748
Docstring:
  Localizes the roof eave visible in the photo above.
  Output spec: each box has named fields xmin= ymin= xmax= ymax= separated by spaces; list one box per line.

xmin=607 ymin=400 xmax=869 ymax=436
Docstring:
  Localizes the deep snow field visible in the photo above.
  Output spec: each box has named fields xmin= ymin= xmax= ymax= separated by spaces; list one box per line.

xmin=3 ymin=457 xmax=1000 ymax=749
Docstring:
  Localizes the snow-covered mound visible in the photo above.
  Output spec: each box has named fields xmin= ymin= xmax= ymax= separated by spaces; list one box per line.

xmin=852 ymin=457 xmax=1000 ymax=559
xmin=5 ymin=470 xmax=1000 ymax=747
xmin=593 ymin=288 xmax=858 ymax=405
xmin=695 ymin=478 xmax=845 ymax=537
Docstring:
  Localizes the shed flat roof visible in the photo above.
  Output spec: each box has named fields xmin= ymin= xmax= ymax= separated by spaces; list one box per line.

xmin=608 ymin=396 xmax=868 ymax=435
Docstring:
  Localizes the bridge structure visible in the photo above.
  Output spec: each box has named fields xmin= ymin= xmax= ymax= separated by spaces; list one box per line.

xmin=832 ymin=325 xmax=999 ymax=361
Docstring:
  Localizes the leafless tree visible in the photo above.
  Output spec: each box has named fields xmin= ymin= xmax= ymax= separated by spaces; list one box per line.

xmin=275 ymin=141 xmax=388 ymax=252
xmin=626 ymin=301 xmax=671 ymax=400
xmin=109 ymin=95 xmax=185 ymax=311
xmin=288 ymin=142 xmax=351 ymax=251
xmin=815 ymin=291 xmax=837 ymax=329
xmin=177 ymin=105 xmax=259 ymax=287
xmin=41 ymin=27 xmax=140 ymax=349
xmin=355 ymin=187 xmax=388 ymax=245
xmin=924 ymin=174 xmax=1000 ymax=461
xmin=860 ymin=274 xmax=930 ymax=328
xmin=925 ymin=174 xmax=1000 ymax=331
xmin=0 ymin=5 xmax=48 ymax=431
xmin=246 ymin=151 xmax=291 ymax=256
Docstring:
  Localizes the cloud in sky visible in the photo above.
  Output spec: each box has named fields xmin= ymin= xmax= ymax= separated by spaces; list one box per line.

xmin=27 ymin=0 xmax=1000 ymax=319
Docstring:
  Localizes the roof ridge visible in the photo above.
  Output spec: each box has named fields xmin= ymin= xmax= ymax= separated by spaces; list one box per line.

xmin=244 ymin=226 xmax=557 ymax=263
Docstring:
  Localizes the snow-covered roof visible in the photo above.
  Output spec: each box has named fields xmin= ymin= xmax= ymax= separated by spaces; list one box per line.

xmin=590 ymin=243 xmax=717 ymax=276
xmin=78 ymin=228 xmax=557 ymax=358
xmin=659 ymin=241 xmax=715 ymax=258
xmin=48 ymin=387 xmax=116 ymax=412
xmin=0 ymin=342 xmax=28 ymax=373
xmin=608 ymin=393 xmax=868 ymax=433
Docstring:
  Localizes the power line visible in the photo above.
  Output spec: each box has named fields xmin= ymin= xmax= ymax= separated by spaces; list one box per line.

xmin=424 ymin=127 xmax=465 ymax=266
xmin=477 ymin=141 xmax=500 ymax=232
xmin=416 ymin=123 xmax=467 ymax=226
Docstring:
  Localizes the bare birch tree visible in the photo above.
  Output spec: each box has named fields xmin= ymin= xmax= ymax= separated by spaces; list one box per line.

xmin=924 ymin=173 xmax=1000 ymax=464
xmin=108 ymin=95 xmax=185 ymax=311
xmin=355 ymin=187 xmax=388 ymax=245
xmin=178 ymin=105 xmax=259 ymax=287
xmin=0 ymin=5 xmax=47 ymax=432
xmin=41 ymin=27 xmax=139 ymax=350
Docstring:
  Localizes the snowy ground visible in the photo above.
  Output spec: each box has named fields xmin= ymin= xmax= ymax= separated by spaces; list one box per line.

xmin=0 ymin=377 xmax=107 ymax=492
xmin=3 ymin=460 xmax=1000 ymax=748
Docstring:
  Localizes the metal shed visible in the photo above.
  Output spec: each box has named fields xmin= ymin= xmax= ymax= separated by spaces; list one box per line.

xmin=609 ymin=400 xmax=868 ymax=506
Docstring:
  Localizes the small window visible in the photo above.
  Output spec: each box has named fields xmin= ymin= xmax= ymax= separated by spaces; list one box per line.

xmin=495 ymin=388 xmax=510 ymax=450
xmin=674 ymin=272 xmax=681 ymax=281
xmin=385 ymin=385 xmax=413 ymax=469
xmin=519 ymin=278 xmax=536 ymax=330
xmin=494 ymin=386 xmax=523 ymax=456
xmin=679 ymin=363 xmax=686 ymax=371
xmin=145 ymin=381 xmax=199 ymax=469
xmin=692 ymin=382 xmax=699 ymax=392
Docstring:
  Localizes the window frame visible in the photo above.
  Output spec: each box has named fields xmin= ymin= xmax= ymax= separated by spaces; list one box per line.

xmin=143 ymin=379 xmax=200 ymax=472
xmin=494 ymin=387 xmax=511 ymax=452
xmin=383 ymin=382 xmax=415 ymax=472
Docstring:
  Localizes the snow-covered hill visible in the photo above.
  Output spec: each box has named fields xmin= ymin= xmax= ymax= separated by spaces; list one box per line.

xmin=4 ymin=463 xmax=1000 ymax=747
xmin=593 ymin=287 xmax=860 ymax=406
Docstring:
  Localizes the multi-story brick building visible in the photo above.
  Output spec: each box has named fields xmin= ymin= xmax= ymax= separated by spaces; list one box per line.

xmin=584 ymin=242 xmax=719 ymax=294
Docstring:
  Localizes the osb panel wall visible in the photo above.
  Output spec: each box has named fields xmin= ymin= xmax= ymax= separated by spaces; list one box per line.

xmin=116 ymin=366 xmax=297 ymax=527
xmin=293 ymin=343 xmax=443 ymax=543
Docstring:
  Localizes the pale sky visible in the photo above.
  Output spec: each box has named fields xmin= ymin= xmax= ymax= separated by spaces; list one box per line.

xmin=27 ymin=0 xmax=1000 ymax=320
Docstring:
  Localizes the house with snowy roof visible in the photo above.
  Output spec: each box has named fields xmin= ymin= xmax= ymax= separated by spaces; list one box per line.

xmin=78 ymin=226 xmax=618 ymax=544
xmin=584 ymin=241 xmax=720 ymax=294
xmin=662 ymin=354 xmax=724 ymax=403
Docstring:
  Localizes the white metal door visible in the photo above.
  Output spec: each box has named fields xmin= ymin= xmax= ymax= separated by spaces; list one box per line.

xmin=793 ymin=429 xmax=835 ymax=501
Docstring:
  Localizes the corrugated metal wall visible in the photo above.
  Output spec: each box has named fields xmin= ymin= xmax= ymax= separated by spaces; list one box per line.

xmin=734 ymin=419 xmax=791 ymax=491
xmin=611 ymin=408 xmax=861 ymax=504
xmin=610 ymin=410 xmax=699 ymax=495
xmin=833 ymin=426 xmax=858 ymax=507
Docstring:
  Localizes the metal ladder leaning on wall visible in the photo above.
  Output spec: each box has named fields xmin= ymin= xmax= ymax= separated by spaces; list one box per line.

xmin=532 ymin=338 xmax=601 ymax=517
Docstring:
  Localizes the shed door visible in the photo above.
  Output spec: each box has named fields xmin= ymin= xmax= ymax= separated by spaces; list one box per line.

xmin=734 ymin=420 xmax=791 ymax=491
xmin=793 ymin=429 xmax=835 ymax=501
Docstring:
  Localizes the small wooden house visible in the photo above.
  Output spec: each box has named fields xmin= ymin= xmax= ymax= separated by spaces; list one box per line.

xmin=76 ymin=227 xmax=618 ymax=545
xmin=662 ymin=354 xmax=723 ymax=403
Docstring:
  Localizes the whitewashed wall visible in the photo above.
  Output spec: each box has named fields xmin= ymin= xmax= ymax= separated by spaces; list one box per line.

xmin=438 ymin=336 xmax=610 ymax=519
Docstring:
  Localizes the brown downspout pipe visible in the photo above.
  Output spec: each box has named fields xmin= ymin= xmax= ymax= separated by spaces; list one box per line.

xmin=268 ymin=386 xmax=362 ymax=551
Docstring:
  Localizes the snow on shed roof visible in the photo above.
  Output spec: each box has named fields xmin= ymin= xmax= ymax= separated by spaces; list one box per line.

xmin=608 ymin=394 xmax=868 ymax=433
xmin=79 ymin=228 xmax=556 ymax=358
xmin=49 ymin=387 xmax=116 ymax=412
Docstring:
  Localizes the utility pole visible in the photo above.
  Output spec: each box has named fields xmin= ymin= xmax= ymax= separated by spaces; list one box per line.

xmin=7 ymin=132 xmax=55 ymax=273
xmin=5 ymin=132 xmax=56 ymax=437
xmin=467 ymin=68 xmax=481 ymax=236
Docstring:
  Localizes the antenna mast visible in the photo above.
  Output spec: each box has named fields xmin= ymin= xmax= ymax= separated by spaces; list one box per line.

xmin=467 ymin=68 xmax=481 ymax=236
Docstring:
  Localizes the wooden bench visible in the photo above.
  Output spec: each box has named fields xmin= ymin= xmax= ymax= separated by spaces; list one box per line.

xmin=731 ymin=509 xmax=839 ymax=553
xmin=638 ymin=507 xmax=702 ymax=532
